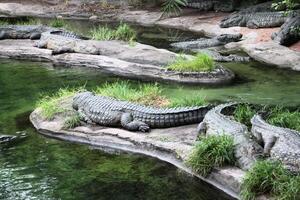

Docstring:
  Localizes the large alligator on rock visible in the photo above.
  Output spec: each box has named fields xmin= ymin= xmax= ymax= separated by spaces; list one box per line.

xmin=72 ymin=92 xmax=211 ymax=132
xmin=251 ymin=114 xmax=300 ymax=173
xmin=171 ymin=34 xmax=242 ymax=50
xmin=0 ymin=25 xmax=57 ymax=40
xmin=198 ymin=104 xmax=263 ymax=170
xmin=220 ymin=11 xmax=299 ymax=28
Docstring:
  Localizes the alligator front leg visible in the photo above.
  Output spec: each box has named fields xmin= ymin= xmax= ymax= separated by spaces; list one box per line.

xmin=121 ymin=113 xmax=150 ymax=132
xmin=30 ymin=32 xmax=42 ymax=40
xmin=263 ymin=136 xmax=278 ymax=156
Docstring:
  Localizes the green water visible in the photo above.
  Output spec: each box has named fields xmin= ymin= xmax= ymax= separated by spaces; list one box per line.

xmin=0 ymin=59 xmax=234 ymax=200
xmin=1 ymin=18 xmax=300 ymax=200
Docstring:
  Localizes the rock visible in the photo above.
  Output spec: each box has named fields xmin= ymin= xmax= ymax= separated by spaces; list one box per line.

xmin=56 ymin=15 xmax=63 ymax=19
xmin=89 ymin=15 xmax=98 ymax=20
xmin=29 ymin=102 xmax=243 ymax=199
xmin=240 ymin=42 xmax=300 ymax=71
xmin=0 ymin=39 xmax=235 ymax=85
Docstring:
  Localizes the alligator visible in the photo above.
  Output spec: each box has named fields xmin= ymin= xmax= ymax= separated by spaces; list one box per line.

xmin=186 ymin=0 xmax=238 ymax=12
xmin=0 ymin=25 xmax=57 ymax=40
xmin=251 ymin=114 xmax=300 ymax=173
xmin=170 ymin=33 xmax=242 ymax=50
xmin=272 ymin=16 xmax=300 ymax=46
xmin=197 ymin=103 xmax=263 ymax=170
xmin=72 ymin=91 xmax=211 ymax=132
xmin=35 ymin=30 xmax=91 ymax=54
xmin=220 ymin=11 xmax=298 ymax=28
xmin=196 ymin=49 xmax=251 ymax=62
xmin=0 ymin=131 xmax=27 ymax=145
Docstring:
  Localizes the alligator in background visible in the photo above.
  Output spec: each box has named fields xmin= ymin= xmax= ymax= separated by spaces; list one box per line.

xmin=272 ymin=16 xmax=300 ymax=46
xmin=171 ymin=33 xmax=242 ymax=50
xmin=0 ymin=25 xmax=57 ymax=40
xmin=220 ymin=6 xmax=299 ymax=29
xmin=186 ymin=0 xmax=238 ymax=12
xmin=251 ymin=114 xmax=300 ymax=173
xmin=72 ymin=92 xmax=211 ymax=132
xmin=197 ymin=50 xmax=251 ymax=62
xmin=198 ymin=103 xmax=263 ymax=170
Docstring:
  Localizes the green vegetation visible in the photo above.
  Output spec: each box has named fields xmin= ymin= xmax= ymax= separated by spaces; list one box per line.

xmin=272 ymin=0 xmax=299 ymax=11
xmin=37 ymin=88 xmax=83 ymax=120
xmin=169 ymin=94 xmax=206 ymax=107
xmin=233 ymin=104 xmax=256 ymax=127
xmin=90 ymin=23 xmax=136 ymax=42
xmin=167 ymin=54 xmax=215 ymax=72
xmin=267 ymin=106 xmax=300 ymax=132
xmin=241 ymin=160 xmax=300 ymax=200
xmin=63 ymin=113 xmax=81 ymax=129
xmin=50 ymin=19 xmax=67 ymax=28
xmin=0 ymin=18 xmax=41 ymax=26
xmin=161 ymin=0 xmax=187 ymax=16
xmin=94 ymin=81 xmax=206 ymax=108
xmin=186 ymin=135 xmax=235 ymax=176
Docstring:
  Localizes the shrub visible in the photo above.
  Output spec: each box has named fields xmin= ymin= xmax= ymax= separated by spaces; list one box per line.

xmin=186 ymin=135 xmax=235 ymax=176
xmin=37 ymin=87 xmax=84 ymax=120
xmin=161 ymin=0 xmax=187 ymax=16
xmin=241 ymin=160 xmax=300 ymax=200
xmin=233 ymin=104 xmax=256 ymax=128
xmin=90 ymin=23 xmax=136 ymax=42
xmin=167 ymin=53 xmax=215 ymax=72
xmin=267 ymin=106 xmax=300 ymax=132
xmin=50 ymin=19 xmax=67 ymax=28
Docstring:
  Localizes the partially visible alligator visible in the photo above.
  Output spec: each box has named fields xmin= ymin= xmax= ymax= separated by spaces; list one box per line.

xmin=196 ymin=49 xmax=251 ymax=62
xmin=0 ymin=131 xmax=27 ymax=145
xmin=198 ymin=103 xmax=263 ymax=170
xmin=36 ymin=31 xmax=90 ymax=54
xmin=171 ymin=33 xmax=242 ymax=50
xmin=72 ymin=92 xmax=211 ymax=132
xmin=186 ymin=0 xmax=238 ymax=12
xmin=0 ymin=135 xmax=17 ymax=144
xmin=272 ymin=16 xmax=300 ymax=46
xmin=220 ymin=11 xmax=299 ymax=28
xmin=0 ymin=25 xmax=57 ymax=40
xmin=251 ymin=114 xmax=300 ymax=173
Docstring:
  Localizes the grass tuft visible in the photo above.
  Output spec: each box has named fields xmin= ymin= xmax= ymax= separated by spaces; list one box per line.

xmin=167 ymin=53 xmax=215 ymax=72
xmin=186 ymin=135 xmax=235 ymax=176
xmin=233 ymin=104 xmax=256 ymax=127
xmin=37 ymin=87 xmax=84 ymax=120
xmin=50 ymin=19 xmax=67 ymax=28
xmin=267 ymin=106 xmax=300 ymax=132
xmin=94 ymin=81 xmax=169 ymax=107
xmin=94 ymin=81 xmax=206 ymax=108
xmin=63 ymin=113 xmax=81 ymax=129
xmin=169 ymin=94 xmax=206 ymax=107
xmin=90 ymin=23 xmax=136 ymax=42
xmin=241 ymin=160 xmax=300 ymax=200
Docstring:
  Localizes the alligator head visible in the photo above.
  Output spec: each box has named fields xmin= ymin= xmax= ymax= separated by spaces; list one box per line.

xmin=216 ymin=33 xmax=243 ymax=43
xmin=220 ymin=13 xmax=244 ymax=28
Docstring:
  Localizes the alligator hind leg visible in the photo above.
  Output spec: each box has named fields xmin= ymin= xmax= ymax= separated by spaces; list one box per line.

xmin=121 ymin=113 xmax=150 ymax=132
xmin=0 ymin=31 xmax=8 ymax=40
xmin=30 ymin=32 xmax=42 ymax=40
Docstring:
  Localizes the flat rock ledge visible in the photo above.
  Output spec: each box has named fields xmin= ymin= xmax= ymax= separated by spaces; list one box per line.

xmin=30 ymin=107 xmax=243 ymax=200
xmin=0 ymin=39 xmax=234 ymax=85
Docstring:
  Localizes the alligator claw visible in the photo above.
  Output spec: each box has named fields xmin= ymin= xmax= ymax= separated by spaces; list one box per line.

xmin=139 ymin=125 xmax=150 ymax=133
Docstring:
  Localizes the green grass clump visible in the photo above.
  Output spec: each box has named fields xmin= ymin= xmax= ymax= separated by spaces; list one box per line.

xmin=37 ymin=88 xmax=83 ymax=120
xmin=241 ymin=160 xmax=300 ymax=200
xmin=94 ymin=81 xmax=168 ymax=107
xmin=94 ymin=81 xmax=206 ymax=108
xmin=267 ymin=106 xmax=300 ymax=132
xmin=63 ymin=113 xmax=81 ymax=129
xmin=0 ymin=19 xmax=9 ymax=26
xmin=167 ymin=53 xmax=215 ymax=72
xmin=233 ymin=104 xmax=256 ymax=127
xmin=186 ymin=135 xmax=235 ymax=176
xmin=90 ymin=23 xmax=136 ymax=42
xmin=169 ymin=94 xmax=206 ymax=107
xmin=50 ymin=19 xmax=67 ymax=28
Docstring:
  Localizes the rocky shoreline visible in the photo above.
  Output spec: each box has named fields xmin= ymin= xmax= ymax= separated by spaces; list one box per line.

xmin=30 ymin=106 xmax=243 ymax=200
xmin=0 ymin=2 xmax=299 ymax=70
xmin=0 ymin=39 xmax=234 ymax=85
